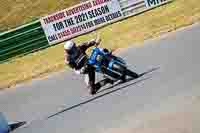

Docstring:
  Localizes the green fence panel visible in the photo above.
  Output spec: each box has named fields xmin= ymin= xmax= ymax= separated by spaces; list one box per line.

xmin=0 ymin=39 xmax=49 ymax=62
xmin=0 ymin=27 xmax=44 ymax=46
xmin=0 ymin=36 xmax=47 ymax=55
xmin=0 ymin=20 xmax=41 ymax=40
xmin=0 ymin=29 xmax=45 ymax=51
xmin=0 ymin=20 xmax=50 ymax=63
xmin=0 ymin=27 xmax=45 ymax=51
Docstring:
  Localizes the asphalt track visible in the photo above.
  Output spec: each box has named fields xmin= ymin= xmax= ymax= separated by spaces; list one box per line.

xmin=1 ymin=23 xmax=200 ymax=133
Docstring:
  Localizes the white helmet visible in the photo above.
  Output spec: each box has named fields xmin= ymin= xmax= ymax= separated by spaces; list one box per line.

xmin=64 ymin=40 xmax=75 ymax=50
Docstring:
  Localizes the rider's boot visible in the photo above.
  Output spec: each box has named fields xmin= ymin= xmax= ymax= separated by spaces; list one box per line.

xmin=89 ymin=85 xmax=97 ymax=95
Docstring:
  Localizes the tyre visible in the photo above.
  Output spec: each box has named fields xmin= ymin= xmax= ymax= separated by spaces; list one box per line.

xmin=126 ymin=69 xmax=139 ymax=79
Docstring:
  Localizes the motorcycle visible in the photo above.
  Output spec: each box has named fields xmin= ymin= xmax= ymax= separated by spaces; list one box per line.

xmin=87 ymin=46 xmax=139 ymax=82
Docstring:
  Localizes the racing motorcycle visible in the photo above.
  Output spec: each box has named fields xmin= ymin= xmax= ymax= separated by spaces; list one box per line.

xmin=87 ymin=45 xmax=139 ymax=82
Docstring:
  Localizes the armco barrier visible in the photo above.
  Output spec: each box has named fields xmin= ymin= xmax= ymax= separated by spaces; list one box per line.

xmin=0 ymin=20 xmax=49 ymax=63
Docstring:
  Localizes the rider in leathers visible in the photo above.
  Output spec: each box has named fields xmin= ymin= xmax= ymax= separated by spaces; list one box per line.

xmin=64 ymin=37 xmax=102 ymax=95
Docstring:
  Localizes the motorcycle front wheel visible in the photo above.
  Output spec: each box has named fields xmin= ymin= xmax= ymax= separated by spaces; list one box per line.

xmin=125 ymin=69 xmax=139 ymax=79
xmin=113 ymin=63 xmax=139 ymax=79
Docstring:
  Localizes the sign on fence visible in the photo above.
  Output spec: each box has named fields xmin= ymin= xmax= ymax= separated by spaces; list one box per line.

xmin=40 ymin=0 xmax=172 ymax=45
xmin=119 ymin=0 xmax=147 ymax=16
xmin=40 ymin=0 xmax=123 ymax=44
xmin=145 ymin=0 xmax=168 ymax=7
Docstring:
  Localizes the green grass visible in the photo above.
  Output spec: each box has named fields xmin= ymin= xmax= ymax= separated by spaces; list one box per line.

xmin=0 ymin=0 xmax=81 ymax=31
xmin=1 ymin=0 xmax=200 ymax=89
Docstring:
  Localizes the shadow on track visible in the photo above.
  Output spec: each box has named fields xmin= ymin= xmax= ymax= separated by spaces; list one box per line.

xmin=97 ymin=67 xmax=160 ymax=93
xmin=47 ymin=67 xmax=159 ymax=119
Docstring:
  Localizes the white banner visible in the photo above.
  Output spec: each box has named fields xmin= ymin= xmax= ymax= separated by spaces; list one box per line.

xmin=40 ymin=0 xmax=123 ymax=45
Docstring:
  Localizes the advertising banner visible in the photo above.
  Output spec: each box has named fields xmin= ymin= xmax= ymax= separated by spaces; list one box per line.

xmin=40 ymin=0 xmax=123 ymax=45
xmin=144 ymin=0 xmax=169 ymax=7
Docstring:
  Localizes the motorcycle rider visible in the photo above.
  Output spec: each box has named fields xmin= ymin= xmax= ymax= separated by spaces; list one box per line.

xmin=64 ymin=36 xmax=102 ymax=95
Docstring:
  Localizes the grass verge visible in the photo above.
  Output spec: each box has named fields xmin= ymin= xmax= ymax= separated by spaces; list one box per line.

xmin=0 ymin=0 xmax=200 ymax=89
xmin=0 ymin=0 xmax=80 ymax=31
